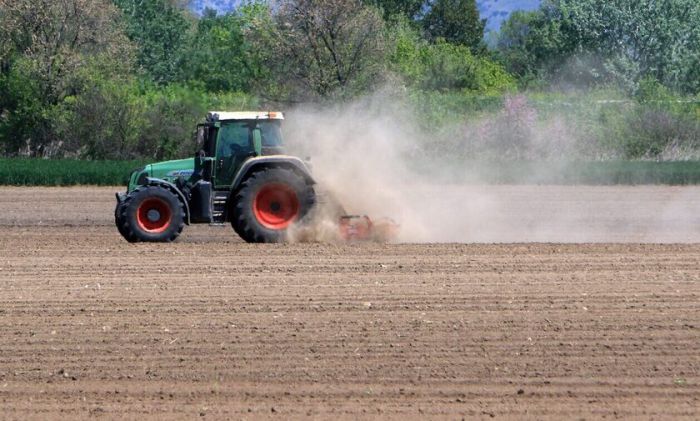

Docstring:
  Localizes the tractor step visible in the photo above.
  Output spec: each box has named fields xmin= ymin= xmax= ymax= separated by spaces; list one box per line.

xmin=211 ymin=191 xmax=229 ymax=222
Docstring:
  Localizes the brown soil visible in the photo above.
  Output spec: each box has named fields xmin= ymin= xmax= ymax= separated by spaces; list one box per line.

xmin=0 ymin=186 xmax=698 ymax=419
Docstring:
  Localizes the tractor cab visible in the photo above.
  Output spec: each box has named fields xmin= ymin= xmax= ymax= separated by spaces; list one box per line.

xmin=194 ymin=111 xmax=286 ymax=189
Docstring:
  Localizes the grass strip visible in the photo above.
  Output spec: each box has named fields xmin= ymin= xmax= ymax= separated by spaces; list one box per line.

xmin=420 ymin=160 xmax=700 ymax=185
xmin=1 ymin=159 xmax=699 ymax=186
xmin=0 ymin=159 xmax=147 ymax=186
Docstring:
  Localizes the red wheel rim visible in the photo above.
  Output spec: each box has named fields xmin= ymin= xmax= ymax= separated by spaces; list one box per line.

xmin=136 ymin=198 xmax=172 ymax=233
xmin=253 ymin=183 xmax=300 ymax=230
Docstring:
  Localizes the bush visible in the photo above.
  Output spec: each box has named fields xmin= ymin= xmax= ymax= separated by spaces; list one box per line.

xmin=4 ymin=68 xmax=260 ymax=161
xmin=136 ymin=85 xmax=259 ymax=160
xmin=388 ymin=19 xmax=515 ymax=94
xmin=0 ymin=58 xmax=53 ymax=156
xmin=594 ymin=84 xmax=700 ymax=159
xmin=402 ymin=87 xmax=700 ymax=162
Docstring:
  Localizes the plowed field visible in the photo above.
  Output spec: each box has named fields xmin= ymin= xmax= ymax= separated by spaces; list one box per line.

xmin=0 ymin=186 xmax=698 ymax=419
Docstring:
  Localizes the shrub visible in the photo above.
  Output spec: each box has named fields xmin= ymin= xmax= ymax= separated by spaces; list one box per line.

xmin=388 ymin=19 xmax=514 ymax=94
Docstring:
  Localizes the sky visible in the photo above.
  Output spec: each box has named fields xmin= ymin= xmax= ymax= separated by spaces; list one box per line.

xmin=187 ymin=0 xmax=542 ymax=32
xmin=476 ymin=0 xmax=540 ymax=31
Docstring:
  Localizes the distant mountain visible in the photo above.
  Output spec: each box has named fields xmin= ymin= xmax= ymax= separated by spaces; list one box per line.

xmin=188 ymin=0 xmax=541 ymax=32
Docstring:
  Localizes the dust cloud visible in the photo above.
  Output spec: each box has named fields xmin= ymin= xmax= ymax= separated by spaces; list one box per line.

xmin=282 ymin=93 xmax=700 ymax=243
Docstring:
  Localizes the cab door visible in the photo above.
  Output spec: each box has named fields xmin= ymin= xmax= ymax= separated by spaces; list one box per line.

xmin=194 ymin=124 xmax=218 ymax=180
xmin=213 ymin=121 xmax=253 ymax=188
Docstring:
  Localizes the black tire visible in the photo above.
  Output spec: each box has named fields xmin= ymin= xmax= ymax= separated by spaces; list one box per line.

xmin=116 ymin=185 xmax=185 ymax=242
xmin=231 ymin=167 xmax=315 ymax=243
xmin=114 ymin=200 xmax=136 ymax=242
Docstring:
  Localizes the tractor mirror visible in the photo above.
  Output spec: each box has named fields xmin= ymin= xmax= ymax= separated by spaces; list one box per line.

xmin=195 ymin=125 xmax=205 ymax=150
xmin=252 ymin=128 xmax=263 ymax=156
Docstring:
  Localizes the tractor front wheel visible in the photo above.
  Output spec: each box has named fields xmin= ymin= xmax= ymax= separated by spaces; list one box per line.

xmin=115 ymin=200 xmax=135 ymax=242
xmin=116 ymin=186 xmax=185 ymax=242
xmin=231 ymin=168 xmax=314 ymax=243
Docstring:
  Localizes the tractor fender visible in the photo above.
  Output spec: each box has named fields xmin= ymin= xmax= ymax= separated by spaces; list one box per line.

xmin=224 ymin=156 xmax=315 ymax=222
xmin=230 ymin=156 xmax=315 ymax=192
xmin=144 ymin=177 xmax=191 ymax=225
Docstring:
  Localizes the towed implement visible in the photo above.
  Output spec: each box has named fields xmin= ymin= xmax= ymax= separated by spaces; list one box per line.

xmin=115 ymin=111 xmax=398 ymax=243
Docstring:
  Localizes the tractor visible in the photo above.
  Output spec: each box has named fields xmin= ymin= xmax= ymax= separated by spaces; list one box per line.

xmin=115 ymin=111 xmax=317 ymax=243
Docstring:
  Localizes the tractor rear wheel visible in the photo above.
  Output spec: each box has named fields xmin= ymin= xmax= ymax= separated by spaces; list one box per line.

xmin=116 ymin=185 xmax=185 ymax=242
xmin=231 ymin=168 xmax=314 ymax=243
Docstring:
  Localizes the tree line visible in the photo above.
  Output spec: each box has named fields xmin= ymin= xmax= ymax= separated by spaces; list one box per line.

xmin=0 ymin=0 xmax=698 ymax=160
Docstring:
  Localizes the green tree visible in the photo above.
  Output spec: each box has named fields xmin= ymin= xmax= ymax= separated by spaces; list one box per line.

xmin=421 ymin=41 xmax=514 ymax=92
xmin=496 ymin=9 xmax=576 ymax=87
xmin=183 ymin=9 xmax=257 ymax=92
xmin=0 ymin=0 xmax=132 ymax=102
xmin=423 ymin=0 xmax=485 ymax=53
xmin=363 ymin=0 xmax=426 ymax=21
xmin=387 ymin=17 xmax=428 ymax=86
xmin=388 ymin=17 xmax=514 ymax=93
xmin=0 ymin=0 xmax=133 ymax=156
xmin=249 ymin=0 xmax=387 ymax=101
xmin=58 ymin=76 xmax=144 ymax=160
xmin=497 ymin=0 xmax=700 ymax=94
xmin=0 ymin=59 xmax=46 ymax=155
xmin=113 ymin=0 xmax=192 ymax=85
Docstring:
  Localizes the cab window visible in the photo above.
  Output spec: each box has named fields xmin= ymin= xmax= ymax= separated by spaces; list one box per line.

xmin=259 ymin=121 xmax=283 ymax=147
xmin=217 ymin=122 xmax=250 ymax=157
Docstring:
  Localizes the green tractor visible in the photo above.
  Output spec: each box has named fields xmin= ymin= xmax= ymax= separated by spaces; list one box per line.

xmin=115 ymin=111 xmax=316 ymax=243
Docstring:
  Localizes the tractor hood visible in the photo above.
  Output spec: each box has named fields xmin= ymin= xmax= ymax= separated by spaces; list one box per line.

xmin=128 ymin=158 xmax=195 ymax=192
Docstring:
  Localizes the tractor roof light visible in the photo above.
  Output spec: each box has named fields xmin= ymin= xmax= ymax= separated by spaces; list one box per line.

xmin=207 ymin=111 xmax=285 ymax=121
